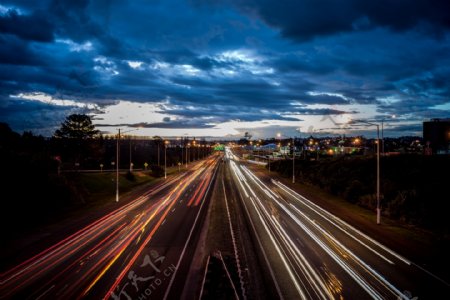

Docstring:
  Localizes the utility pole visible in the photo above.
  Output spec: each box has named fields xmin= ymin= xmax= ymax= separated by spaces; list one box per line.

xmin=116 ymin=129 xmax=120 ymax=202
xmin=376 ymin=125 xmax=380 ymax=225
xmin=129 ymin=137 xmax=133 ymax=172
xmin=164 ymin=140 xmax=169 ymax=179
xmin=181 ymin=138 xmax=184 ymax=168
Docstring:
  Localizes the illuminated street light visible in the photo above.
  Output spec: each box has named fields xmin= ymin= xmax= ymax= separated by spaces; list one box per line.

xmin=164 ymin=140 xmax=169 ymax=179
xmin=116 ymin=127 xmax=139 ymax=202
xmin=178 ymin=137 xmax=183 ymax=168
xmin=186 ymin=142 xmax=190 ymax=167
xmin=115 ymin=129 xmax=120 ymax=202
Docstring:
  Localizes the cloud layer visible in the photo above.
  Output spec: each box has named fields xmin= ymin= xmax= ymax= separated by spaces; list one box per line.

xmin=1 ymin=0 xmax=449 ymax=137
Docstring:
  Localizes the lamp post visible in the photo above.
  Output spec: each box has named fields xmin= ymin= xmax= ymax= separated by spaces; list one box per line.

xmin=186 ymin=143 xmax=190 ymax=167
xmin=129 ymin=137 xmax=133 ymax=172
xmin=116 ymin=129 xmax=120 ymax=202
xmin=116 ymin=128 xmax=139 ymax=202
xmin=164 ymin=140 xmax=169 ymax=179
xmin=180 ymin=138 xmax=184 ymax=168
xmin=350 ymin=119 xmax=381 ymax=224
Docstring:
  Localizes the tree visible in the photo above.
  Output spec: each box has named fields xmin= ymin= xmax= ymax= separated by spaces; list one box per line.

xmin=54 ymin=114 xmax=99 ymax=139
xmin=53 ymin=114 xmax=102 ymax=166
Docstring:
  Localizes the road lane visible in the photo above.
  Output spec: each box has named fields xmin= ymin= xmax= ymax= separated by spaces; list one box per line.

xmin=225 ymin=146 xmax=450 ymax=299
xmin=0 ymin=155 xmax=220 ymax=300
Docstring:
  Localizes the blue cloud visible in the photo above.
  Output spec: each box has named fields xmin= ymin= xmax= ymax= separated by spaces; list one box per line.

xmin=0 ymin=0 xmax=449 ymax=136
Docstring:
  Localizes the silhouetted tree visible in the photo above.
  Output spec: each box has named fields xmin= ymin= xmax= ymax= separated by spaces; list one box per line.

xmin=53 ymin=114 xmax=102 ymax=166
xmin=54 ymin=114 xmax=99 ymax=139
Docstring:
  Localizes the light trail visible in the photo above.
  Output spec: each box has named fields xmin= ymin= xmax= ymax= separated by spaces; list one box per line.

xmin=0 ymin=157 xmax=219 ymax=299
xmin=272 ymin=180 xmax=410 ymax=265
xmin=226 ymin=147 xmax=414 ymax=300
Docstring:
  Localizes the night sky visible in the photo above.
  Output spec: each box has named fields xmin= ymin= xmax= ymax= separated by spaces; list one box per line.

xmin=1 ymin=0 xmax=449 ymax=138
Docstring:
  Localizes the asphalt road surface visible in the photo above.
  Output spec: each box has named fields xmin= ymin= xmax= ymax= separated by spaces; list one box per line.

xmin=223 ymin=146 xmax=450 ymax=300
xmin=0 ymin=155 xmax=220 ymax=300
xmin=2 ymin=147 xmax=450 ymax=300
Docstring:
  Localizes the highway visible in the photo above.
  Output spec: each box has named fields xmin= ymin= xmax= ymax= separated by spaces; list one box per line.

xmin=224 ymin=147 xmax=450 ymax=299
xmin=0 ymin=154 xmax=220 ymax=300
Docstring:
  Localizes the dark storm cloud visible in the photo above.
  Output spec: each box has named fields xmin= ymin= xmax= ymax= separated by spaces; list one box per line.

xmin=155 ymin=102 xmax=300 ymax=123
xmin=1 ymin=0 xmax=449 ymax=136
xmin=0 ymin=8 xmax=54 ymax=42
xmin=131 ymin=121 xmax=216 ymax=129
xmin=289 ymin=108 xmax=348 ymax=115
xmin=98 ymin=121 xmax=216 ymax=129
xmin=0 ymin=35 xmax=45 ymax=66
xmin=227 ymin=0 xmax=450 ymax=41
xmin=0 ymin=95 xmax=77 ymax=134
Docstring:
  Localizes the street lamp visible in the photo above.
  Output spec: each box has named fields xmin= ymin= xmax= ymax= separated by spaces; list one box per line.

xmin=192 ymin=141 xmax=196 ymax=161
xmin=129 ymin=137 xmax=133 ymax=172
xmin=179 ymin=138 xmax=183 ymax=168
xmin=350 ymin=119 xmax=381 ymax=224
xmin=186 ymin=142 xmax=190 ymax=167
xmin=116 ymin=129 xmax=121 ymax=202
xmin=164 ymin=140 xmax=169 ymax=179
xmin=116 ymin=128 xmax=139 ymax=202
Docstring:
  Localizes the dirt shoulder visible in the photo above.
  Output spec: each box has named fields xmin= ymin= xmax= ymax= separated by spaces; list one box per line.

xmin=247 ymin=163 xmax=450 ymax=283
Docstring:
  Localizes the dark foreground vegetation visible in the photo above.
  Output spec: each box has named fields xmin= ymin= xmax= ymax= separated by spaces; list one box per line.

xmin=0 ymin=121 xmax=173 ymax=237
xmin=271 ymin=155 xmax=450 ymax=233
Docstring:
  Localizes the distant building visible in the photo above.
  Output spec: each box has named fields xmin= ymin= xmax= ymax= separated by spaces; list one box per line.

xmin=423 ymin=118 xmax=450 ymax=154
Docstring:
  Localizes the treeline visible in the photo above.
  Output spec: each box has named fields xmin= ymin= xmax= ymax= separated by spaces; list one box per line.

xmin=0 ymin=123 xmax=72 ymax=234
xmin=0 ymin=119 xmax=203 ymax=236
xmin=270 ymin=155 xmax=450 ymax=233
